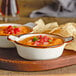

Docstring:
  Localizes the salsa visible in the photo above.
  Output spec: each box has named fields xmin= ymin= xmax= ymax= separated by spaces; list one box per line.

xmin=0 ymin=25 xmax=31 ymax=36
xmin=18 ymin=35 xmax=63 ymax=47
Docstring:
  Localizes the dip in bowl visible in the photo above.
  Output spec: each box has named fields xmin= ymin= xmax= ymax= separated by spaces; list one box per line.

xmin=8 ymin=34 xmax=73 ymax=60
xmin=0 ymin=24 xmax=32 ymax=48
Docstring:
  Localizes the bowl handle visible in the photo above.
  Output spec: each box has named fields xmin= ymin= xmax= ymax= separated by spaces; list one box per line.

xmin=64 ymin=36 xmax=74 ymax=43
xmin=8 ymin=35 xmax=20 ymax=42
xmin=24 ymin=22 xmax=36 ymax=29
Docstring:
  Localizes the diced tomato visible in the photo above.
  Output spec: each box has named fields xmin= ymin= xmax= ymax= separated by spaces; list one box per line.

xmin=39 ymin=39 xmax=44 ymax=44
xmin=38 ymin=35 xmax=43 ymax=39
xmin=7 ymin=26 xmax=14 ymax=30
xmin=7 ymin=25 xmax=12 ymax=29
xmin=43 ymin=36 xmax=49 ymax=42
xmin=15 ymin=28 xmax=20 ymax=32
xmin=31 ymin=35 xmax=53 ymax=46
xmin=4 ymin=25 xmax=21 ymax=34
xmin=34 ymin=41 xmax=40 ymax=46
xmin=14 ymin=28 xmax=20 ymax=34
xmin=7 ymin=31 xmax=13 ymax=34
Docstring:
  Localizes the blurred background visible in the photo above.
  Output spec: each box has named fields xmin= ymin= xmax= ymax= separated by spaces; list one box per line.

xmin=0 ymin=0 xmax=76 ymax=24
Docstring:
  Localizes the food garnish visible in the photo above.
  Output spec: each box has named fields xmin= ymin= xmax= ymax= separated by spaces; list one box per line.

xmin=48 ymin=39 xmax=52 ymax=42
xmin=32 ymin=37 xmax=38 ymax=42
xmin=4 ymin=25 xmax=20 ymax=34
xmin=18 ymin=35 xmax=63 ymax=47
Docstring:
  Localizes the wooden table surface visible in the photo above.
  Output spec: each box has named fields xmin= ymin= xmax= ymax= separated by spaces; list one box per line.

xmin=0 ymin=65 xmax=76 ymax=76
xmin=0 ymin=0 xmax=76 ymax=75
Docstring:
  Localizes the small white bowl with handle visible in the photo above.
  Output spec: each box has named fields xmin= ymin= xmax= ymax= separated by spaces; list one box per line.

xmin=8 ymin=34 xmax=73 ymax=60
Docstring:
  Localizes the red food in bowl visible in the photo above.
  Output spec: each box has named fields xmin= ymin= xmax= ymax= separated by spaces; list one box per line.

xmin=0 ymin=25 xmax=32 ymax=36
xmin=18 ymin=35 xmax=63 ymax=47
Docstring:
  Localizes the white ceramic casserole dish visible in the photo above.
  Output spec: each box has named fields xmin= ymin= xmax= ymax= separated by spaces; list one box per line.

xmin=8 ymin=34 xmax=73 ymax=60
xmin=0 ymin=23 xmax=34 ymax=48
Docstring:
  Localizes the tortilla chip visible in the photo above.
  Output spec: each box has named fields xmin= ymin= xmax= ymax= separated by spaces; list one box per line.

xmin=60 ymin=23 xmax=76 ymax=28
xmin=61 ymin=23 xmax=76 ymax=36
xmin=33 ymin=19 xmax=59 ymax=33
xmin=49 ymin=27 xmax=60 ymax=34
xmin=45 ymin=22 xmax=58 ymax=29
xmin=35 ymin=19 xmax=45 ymax=26
xmin=33 ymin=19 xmax=45 ymax=33
xmin=65 ymin=36 xmax=76 ymax=51
xmin=51 ymin=22 xmax=76 ymax=51
xmin=50 ymin=23 xmax=76 ymax=37
xmin=61 ymin=23 xmax=76 ymax=51
xmin=45 ymin=22 xmax=58 ymax=31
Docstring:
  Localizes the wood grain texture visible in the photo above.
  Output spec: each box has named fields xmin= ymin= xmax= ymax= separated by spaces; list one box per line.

xmin=0 ymin=48 xmax=76 ymax=72
xmin=0 ymin=73 xmax=76 ymax=76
